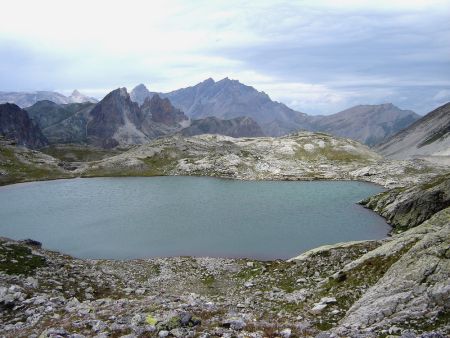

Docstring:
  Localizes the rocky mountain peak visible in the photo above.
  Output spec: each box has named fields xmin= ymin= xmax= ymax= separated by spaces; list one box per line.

xmin=87 ymin=88 xmax=145 ymax=148
xmin=134 ymin=84 xmax=148 ymax=91
xmin=130 ymin=84 xmax=152 ymax=105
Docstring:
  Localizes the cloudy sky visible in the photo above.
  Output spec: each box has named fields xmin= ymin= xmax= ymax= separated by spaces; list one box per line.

xmin=0 ymin=0 xmax=449 ymax=115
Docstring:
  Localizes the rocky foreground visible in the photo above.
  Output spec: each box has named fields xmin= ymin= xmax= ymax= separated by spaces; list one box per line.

xmin=0 ymin=132 xmax=449 ymax=337
xmin=0 ymin=206 xmax=448 ymax=337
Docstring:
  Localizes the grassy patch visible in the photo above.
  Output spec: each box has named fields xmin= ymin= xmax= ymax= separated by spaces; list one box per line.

xmin=294 ymin=145 xmax=366 ymax=162
xmin=42 ymin=145 xmax=123 ymax=162
xmin=420 ymin=172 xmax=450 ymax=190
xmin=201 ymin=274 xmax=216 ymax=287
xmin=140 ymin=149 xmax=180 ymax=176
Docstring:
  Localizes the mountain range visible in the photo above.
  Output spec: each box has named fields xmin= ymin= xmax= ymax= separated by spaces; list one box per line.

xmin=0 ymin=87 xmax=264 ymax=149
xmin=0 ymin=89 xmax=97 ymax=108
xmin=130 ymin=78 xmax=420 ymax=144
xmin=0 ymin=79 xmax=438 ymax=153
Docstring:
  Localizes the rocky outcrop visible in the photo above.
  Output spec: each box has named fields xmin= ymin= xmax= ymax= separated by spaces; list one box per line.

xmin=376 ymin=102 xmax=450 ymax=159
xmin=0 ymin=103 xmax=48 ymax=148
xmin=311 ymin=103 xmax=420 ymax=146
xmin=334 ymin=207 xmax=450 ymax=334
xmin=360 ymin=172 xmax=450 ymax=231
xmin=141 ymin=94 xmax=187 ymax=126
xmin=181 ymin=116 xmax=264 ymax=138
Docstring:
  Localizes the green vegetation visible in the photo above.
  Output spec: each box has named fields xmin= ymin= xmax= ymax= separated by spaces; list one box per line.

xmin=201 ymin=274 xmax=216 ymax=287
xmin=145 ymin=315 xmax=158 ymax=325
xmin=421 ymin=172 xmax=450 ymax=190
xmin=310 ymin=241 xmax=417 ymax=328
xmin=294 ymin=144 xmax=366 ymax=162
xmin=140 ymin=148 xmax=181 ymax=176
xmin=0 ymin=240 xmax=46 ymax=275
xmin=42 ymin=145 xmax=123 ymax=162
xmin=83 ymin=148 xmax=182 ymax=178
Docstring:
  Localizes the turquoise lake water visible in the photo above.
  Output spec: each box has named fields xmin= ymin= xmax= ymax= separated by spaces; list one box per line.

xmin=0 ymin=177 xmax=390 ymax=260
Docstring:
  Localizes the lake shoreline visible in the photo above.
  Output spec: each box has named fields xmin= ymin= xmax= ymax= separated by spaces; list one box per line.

xmin=0 ymin=177 xmax=389 ymax=261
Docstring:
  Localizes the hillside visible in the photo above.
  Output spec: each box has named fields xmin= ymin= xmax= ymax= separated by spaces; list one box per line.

xmin=376 ymin=102 xmax=450 ymax=159
xmin=181 ymin=116 xmax=264 ymax=138
xmin=26 ymin=100 xmax=95 ymax=130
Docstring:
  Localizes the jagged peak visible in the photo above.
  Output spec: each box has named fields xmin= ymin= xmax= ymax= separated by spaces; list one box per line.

xmin=142 ymin=93 xmax=174 ymax=108
xmin=217 ymin=77 xmax=239 ymax=84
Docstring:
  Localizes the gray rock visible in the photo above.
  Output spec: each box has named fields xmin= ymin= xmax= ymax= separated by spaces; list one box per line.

xmin=158 ymin=330 xmax=169 ymax=337
xmin=222 ymin=318 xmax=246 ymax=330
xmin=280 ymin=328 xmax=292 ymax=338
xmin=180 ymin=313 xmax=192 ymax=326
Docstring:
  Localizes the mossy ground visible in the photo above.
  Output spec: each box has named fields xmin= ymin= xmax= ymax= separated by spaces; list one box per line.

xmin=294 ymin=146 xmax=366 ymax=162
xmin=0 ymin=240 xmax=46 ymax=275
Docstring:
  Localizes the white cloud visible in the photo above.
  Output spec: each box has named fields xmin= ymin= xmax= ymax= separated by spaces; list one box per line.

xmin=0 ymin=0 xmax=449 ymax=115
